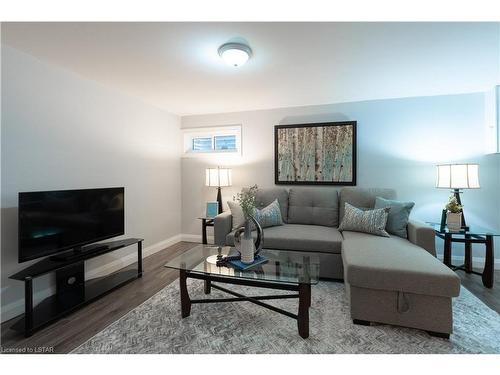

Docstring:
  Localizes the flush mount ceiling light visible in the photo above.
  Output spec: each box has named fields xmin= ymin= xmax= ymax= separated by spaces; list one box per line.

xmin=218 ymin=42 xmax=252 ymax=67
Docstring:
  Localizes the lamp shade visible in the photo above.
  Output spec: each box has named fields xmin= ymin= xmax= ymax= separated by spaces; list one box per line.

xmin=206 ymin=167 xmax=232 ymax=187
xmin=436 ymin=164 xmax=480 ymax=189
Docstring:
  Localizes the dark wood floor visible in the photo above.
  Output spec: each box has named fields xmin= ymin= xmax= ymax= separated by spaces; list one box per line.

xmin=1 ymin=241 xmax=499 ymax=353
xmin=1 ymin=241 xmax=199 ymax=354
xmin=457 ymin=268 xmax=500 ymax=313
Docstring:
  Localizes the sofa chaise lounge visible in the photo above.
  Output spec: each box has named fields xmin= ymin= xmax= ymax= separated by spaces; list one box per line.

xmin=214 ymin=187 xmax=461 ymax=338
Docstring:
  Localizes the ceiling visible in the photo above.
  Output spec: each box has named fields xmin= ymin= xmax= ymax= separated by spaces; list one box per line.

xmin=2 ymin=22 xmax=499 ymax=116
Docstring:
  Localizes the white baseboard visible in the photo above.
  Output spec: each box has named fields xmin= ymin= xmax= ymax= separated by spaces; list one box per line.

xmin=181 ymin=233 xmax=215 ymax=244
xmin=437 ymin=254 xmax=500 ymax=270
xmin=1 ymin=234 xmax=183 ymax=323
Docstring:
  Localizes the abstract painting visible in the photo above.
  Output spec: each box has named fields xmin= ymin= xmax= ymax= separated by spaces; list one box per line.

xmin=274 ymin=121 xmax=356 ymax=185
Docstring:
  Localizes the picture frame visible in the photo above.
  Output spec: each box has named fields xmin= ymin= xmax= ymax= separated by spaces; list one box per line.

xmin=206 ymin=201 xmax=219 ymax=218
xmin=274 ymin=121 xmax=357 ymax=185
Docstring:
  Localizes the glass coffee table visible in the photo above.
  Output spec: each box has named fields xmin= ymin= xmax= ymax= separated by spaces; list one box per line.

xmin=164 ymin=245 xmax=320 ymax=338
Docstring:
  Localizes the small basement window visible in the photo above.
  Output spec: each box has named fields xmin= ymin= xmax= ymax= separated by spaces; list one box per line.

xmin=192 ymin=137 xmax=213 ymax=151
xmin=183 ymin=125 xmax=241 ymax=156
xmin=214 ymin=135 xmax=237 ymax=151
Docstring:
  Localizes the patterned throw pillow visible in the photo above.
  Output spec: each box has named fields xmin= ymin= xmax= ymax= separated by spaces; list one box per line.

xmin=253 ymin=199 xmax=284 ymax=229
xmin=339 ymin=203 xmax=391 ymax=237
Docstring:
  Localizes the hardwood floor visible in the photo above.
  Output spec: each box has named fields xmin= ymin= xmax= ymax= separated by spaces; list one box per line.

xmin=1 ymin=241 xmax=499 ymax=353
xmin=1 ymin=241 xmax=199 ymax=354
xmin=458 ymin=269 xmax=500 ymax=314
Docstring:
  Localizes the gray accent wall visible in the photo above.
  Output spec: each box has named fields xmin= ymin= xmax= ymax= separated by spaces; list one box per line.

xmin=1 ymin=46 xmax=182 ymax=322
xmin=181 ymin=93 xmax=500 ymax=264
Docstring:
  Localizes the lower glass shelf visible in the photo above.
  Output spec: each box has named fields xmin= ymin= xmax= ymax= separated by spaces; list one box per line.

xmin=10 ymin=269 xmax=140 ymax=334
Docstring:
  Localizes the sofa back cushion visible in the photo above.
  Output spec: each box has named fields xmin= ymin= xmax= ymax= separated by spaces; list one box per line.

xmin=339 ymin=187 xmax=396 ymax=223
xmin=288 ymin=188 xmax=339 ymax=227
xmin=253 ymin=187 xmax=289 ymax=222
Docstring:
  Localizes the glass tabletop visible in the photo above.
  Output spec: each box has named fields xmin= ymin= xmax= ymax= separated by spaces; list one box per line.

xmin=164 ymin=245 xmax=320 ymax=285
xmin=427 ymin=222 xmax=500 ymax=236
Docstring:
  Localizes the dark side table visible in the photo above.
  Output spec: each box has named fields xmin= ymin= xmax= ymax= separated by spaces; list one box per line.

xmin=429 ymin=223 xmax=498 ymax=288
xmin=198 ymin=217 xmax=215 ymax=245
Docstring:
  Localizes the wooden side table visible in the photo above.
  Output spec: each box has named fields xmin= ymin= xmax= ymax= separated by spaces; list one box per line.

xmin=198 ymin=217 xmax=215 ymax=245
xmin=429 ymin=223 xmax=497 ymax=288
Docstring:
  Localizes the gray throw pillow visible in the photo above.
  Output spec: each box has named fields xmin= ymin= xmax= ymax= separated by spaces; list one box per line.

xmin=374 ymin=197 xmax=415 ymax=238
xmin=253 ymin=199 xmax=284 ymax=229
xmin=339 ymin=203 xmax=390 ymax=237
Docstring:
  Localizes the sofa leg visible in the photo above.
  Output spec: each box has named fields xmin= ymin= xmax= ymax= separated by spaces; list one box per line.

xmin=427 ymin=331 xmax=450 ymax=339
xmin=353 ymin=319 xmax=371 ymax=326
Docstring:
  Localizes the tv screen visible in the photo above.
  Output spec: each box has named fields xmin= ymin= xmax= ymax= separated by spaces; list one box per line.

xmin=18 ymin=187 xmax=124 ymax=262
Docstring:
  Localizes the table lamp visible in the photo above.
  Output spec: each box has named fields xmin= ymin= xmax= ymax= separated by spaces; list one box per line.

xmin=206 ymin=167 xmax=232 ymax=215
xmin=436 ymin=163 xmax=480 ymax=228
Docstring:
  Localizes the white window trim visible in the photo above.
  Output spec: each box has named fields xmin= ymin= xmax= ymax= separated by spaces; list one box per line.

xmin=182 ymin=125 xmax=242 ymax=157
xmin=485 ymin=85 xmax=500 ymax=154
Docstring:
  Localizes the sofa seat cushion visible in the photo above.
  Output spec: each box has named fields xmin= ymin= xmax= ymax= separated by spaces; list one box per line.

xmin=226 ymin=224 xmax=343 ymax=254
xmin=341 ymin=231 xmax=460 ymax=298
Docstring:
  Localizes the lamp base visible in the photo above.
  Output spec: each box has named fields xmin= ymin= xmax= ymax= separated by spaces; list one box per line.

xmin=452 ymin=189 xmax=468 ymax=230
xmin=216 ymin=187 xmax=223 ymax=215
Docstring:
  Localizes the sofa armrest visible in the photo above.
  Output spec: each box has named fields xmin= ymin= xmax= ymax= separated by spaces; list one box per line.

xmin=407 ymin=220 xmax=436 ymax=256
xmin=214 ymin=211 xmax=233 ymax=246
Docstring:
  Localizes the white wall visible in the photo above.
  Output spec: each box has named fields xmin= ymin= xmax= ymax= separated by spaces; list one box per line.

xmin=1 ymin=46 xmax=182 ymax=322
xmin=181 ymin=93 xmax=500 ymax=263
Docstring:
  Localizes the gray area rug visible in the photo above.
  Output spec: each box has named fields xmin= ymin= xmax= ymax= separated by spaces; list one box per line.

xmin=72 ymin=279 xmax=500 ymax=354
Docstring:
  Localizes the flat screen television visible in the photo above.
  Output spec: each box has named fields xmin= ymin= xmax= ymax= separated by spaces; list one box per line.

xmin=18 ymin=187 xmax=124 ymax=263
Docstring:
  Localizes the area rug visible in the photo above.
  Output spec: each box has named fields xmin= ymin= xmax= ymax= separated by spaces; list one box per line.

xmin=72 ymin=279 xmax=500 ymax=354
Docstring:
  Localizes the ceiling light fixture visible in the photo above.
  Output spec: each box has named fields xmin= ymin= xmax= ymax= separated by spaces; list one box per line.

xmin=218 ymin=42 xmax=252 ymax=67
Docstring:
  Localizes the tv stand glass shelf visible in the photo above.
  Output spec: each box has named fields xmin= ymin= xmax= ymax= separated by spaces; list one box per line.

xmin=9 ymin=238 xmax=143 ymax=337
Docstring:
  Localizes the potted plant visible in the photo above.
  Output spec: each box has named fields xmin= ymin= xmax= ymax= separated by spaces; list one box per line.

xmin=234 ymin=185 xmax=262 ymax=264
xmin=445 ymin=194 xmax=463 ymax=230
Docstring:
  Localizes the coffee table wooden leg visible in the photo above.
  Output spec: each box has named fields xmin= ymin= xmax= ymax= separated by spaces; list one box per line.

xmin=204 ymin=280 xmax=211 ymax=294
xmin=180 ymin=269 xmax=191 ymax=318
xmin=298 ymin=283 xmax=310 ymax=339
xmin=482 ymin=235 xmax=494 ymax=288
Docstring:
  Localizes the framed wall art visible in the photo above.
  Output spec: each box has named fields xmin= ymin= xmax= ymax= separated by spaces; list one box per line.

xmin=274 ymin=121 xmax=357 ymax=185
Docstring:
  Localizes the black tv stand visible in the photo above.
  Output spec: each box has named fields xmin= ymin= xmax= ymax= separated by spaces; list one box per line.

xmin=9 ymin=238 xmax=143 ymax=337
xmin=49 ymin=243 xmax=111 ymax=262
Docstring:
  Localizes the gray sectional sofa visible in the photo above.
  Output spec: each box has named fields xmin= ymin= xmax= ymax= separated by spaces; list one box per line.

xmin=214 ymin=187 xmax=461 ymax=337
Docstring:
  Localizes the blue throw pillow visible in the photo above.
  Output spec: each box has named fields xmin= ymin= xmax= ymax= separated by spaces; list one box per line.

xmin=374 ymin=197 xmax=415 ymax=238
xmin=253 ymin=199 xmax=283 ymax=228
